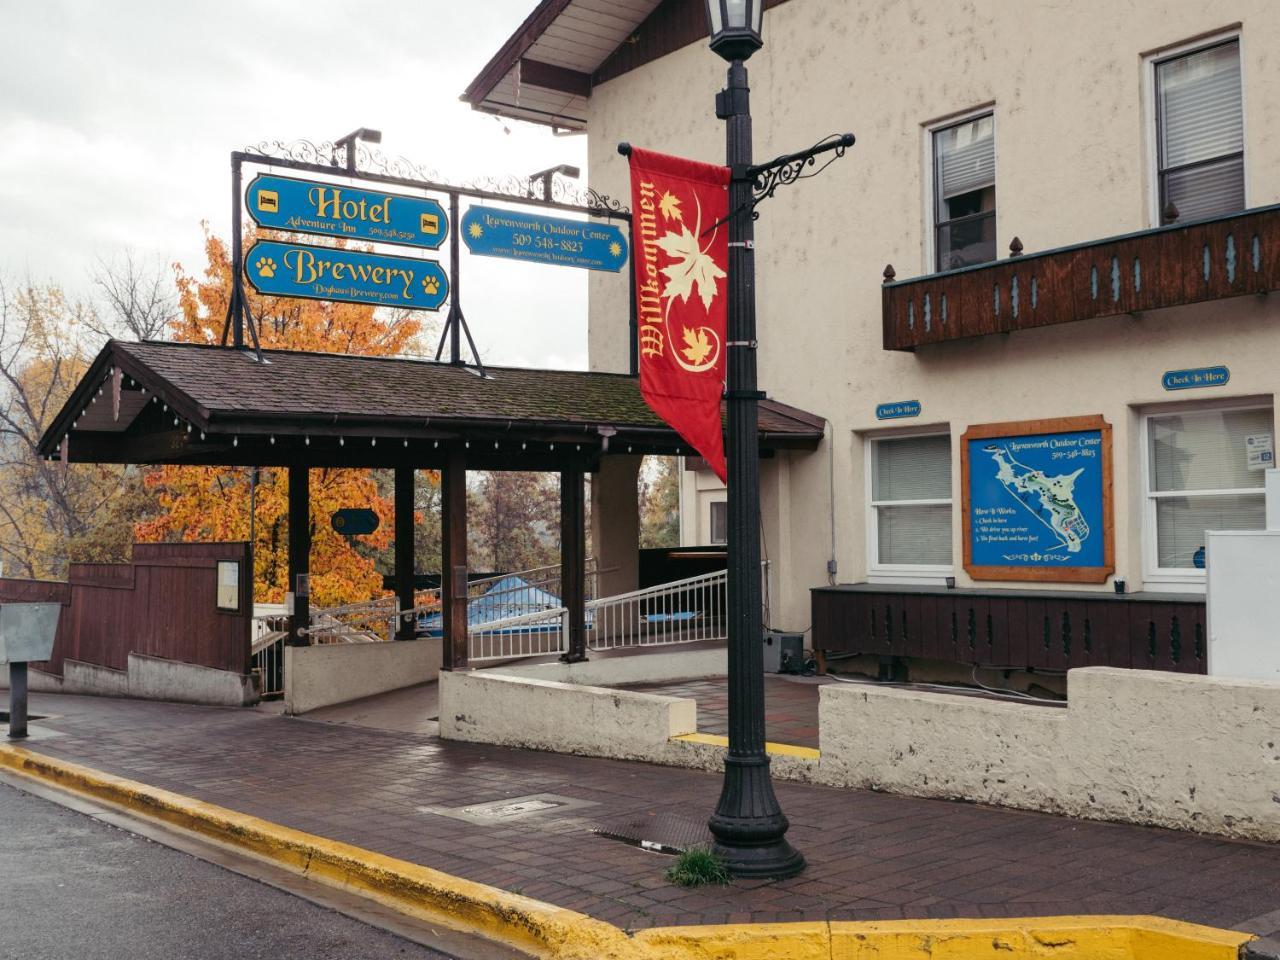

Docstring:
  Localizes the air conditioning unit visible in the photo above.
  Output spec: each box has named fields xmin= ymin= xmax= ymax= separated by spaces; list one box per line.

xmin=763 ymin=631 xmax=804 ymax=674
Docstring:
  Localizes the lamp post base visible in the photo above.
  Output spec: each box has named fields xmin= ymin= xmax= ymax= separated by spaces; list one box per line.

xmin=708 ymin=754 xmax=806 ymax=879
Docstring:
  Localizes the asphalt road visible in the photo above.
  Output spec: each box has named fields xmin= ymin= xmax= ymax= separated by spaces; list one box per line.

xmin=0 ymin=780 xmax=452 ymax=960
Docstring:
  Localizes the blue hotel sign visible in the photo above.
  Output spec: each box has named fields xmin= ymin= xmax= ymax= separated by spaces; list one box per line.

xmin=1162 ymin=365 xmax=1230 ymax=391
xmin=245 ymin=240 xmax=449 ymax=312
xmin=460 ymin=205 xmax=628 ymax=272
xmin=876 ymin=400 xmax=921 ymax=420
xmin=246 ymin=174 xmax=447 ymax=250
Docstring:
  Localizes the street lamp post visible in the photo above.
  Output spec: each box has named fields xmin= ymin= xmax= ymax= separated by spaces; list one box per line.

xmin=703 ymin=0 xmax=805 ymax=880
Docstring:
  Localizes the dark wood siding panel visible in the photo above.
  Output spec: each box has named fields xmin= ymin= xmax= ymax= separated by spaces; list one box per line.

xmin=811 ymin=587 xmax=1206 ymax=677
xmin=6 ymin=542 xmax=251 ymax=678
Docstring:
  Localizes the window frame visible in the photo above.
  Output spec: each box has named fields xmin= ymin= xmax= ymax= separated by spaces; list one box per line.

xmin=1144 ymin=30 xmax=1247 ymax=226
xmin=1140 ymin=398 xmax=1272 ymax=588
xmin=865 ymin=428 xmax=955 ymax=583
xmin=926 ymin=108 xmax=997 ymax=274
xmin=708 ymin=499 xmax=727 ymax=545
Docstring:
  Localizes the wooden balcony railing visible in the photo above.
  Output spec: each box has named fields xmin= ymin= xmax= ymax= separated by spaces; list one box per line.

xmin=882 ymin=204 xmax=1280 ymax=351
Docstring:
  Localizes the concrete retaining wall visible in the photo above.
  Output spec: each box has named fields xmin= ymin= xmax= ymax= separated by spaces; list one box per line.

xmin=63 ymin=659 xmax=130 ymax=697
xmin=9 ymin=656 xmax=254 ymax=706
xmin=820 ymin=667 xmax=1280 ymax=842
xmin=284 ymin=637 xmax=442 ymax=715
xmin=441 ymin=661 xmax=1280 ymax=841
xmin=440 ymin=671 xmax=696 ymax=760
xmin=128 ymin=654 xmax=256 ymax=706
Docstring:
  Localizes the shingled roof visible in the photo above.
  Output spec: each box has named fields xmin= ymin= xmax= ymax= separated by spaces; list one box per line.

xmin=39 ymin=341 xmax=825 ymax=469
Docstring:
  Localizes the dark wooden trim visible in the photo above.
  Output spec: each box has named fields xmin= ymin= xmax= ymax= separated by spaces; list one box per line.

xmin=441 ymin=445 xmax=469 ymax=671
xmin=594 ymin=0 xmax=795 ymax=88
xmin=883 ymin=203 xmax=1280 ymax=351
xmin=560 ymin=468 xmax=586 ymax=663
xmin=518 ymin=58 xmax=591 ymax=97
xmin=960 ymin=416 xmax=1115 ymax=584
xmin=394 ymin=466 xmax=416 ymax=642
xmin=287 ymin=466 xmax=310 ymax=645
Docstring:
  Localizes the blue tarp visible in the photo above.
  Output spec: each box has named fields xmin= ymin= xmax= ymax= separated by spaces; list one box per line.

xmin=418 ymin=575 xmax=562 ymax=637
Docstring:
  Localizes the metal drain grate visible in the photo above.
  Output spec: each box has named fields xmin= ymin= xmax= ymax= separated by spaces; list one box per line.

xmin=420 ymin=792 xmax=598 ymax=826
xmin=593 ymin=811 xmax=713 ymax=855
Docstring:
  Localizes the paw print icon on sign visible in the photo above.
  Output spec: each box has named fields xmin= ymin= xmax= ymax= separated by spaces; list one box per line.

xmin=256 ymin=257 xmax=277 ymax=279
xmin=422 ymin=276 xmax=439 ymax=296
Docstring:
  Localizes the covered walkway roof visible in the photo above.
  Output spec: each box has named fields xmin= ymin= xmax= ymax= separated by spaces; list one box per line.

xmin=40 ymin=340 xmax=825 ymax=470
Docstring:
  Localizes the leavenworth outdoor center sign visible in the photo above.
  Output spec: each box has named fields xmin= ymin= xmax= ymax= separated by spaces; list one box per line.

xmin=961 ymin=415 xmax=1115 ymax=583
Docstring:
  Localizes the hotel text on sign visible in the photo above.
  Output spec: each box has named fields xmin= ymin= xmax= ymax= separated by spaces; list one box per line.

xmin=247 ymin=174 xmax=447 ymax=250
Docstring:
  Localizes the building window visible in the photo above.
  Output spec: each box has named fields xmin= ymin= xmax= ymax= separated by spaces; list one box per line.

xmin=1145 ymin=405 xmax=1271 ymax=574
xmin=709 ymin=500 xmax=727 ymax=545
xmin=1155 ymin=38 xmax=1244 ymax=224
xmin=933 ymin=113 xmax=996 ymax=271
xmin=869 ymin=434 xmax=953 ymax=569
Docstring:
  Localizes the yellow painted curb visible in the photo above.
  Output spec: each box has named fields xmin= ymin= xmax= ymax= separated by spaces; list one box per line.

xmin=0 ymin=744 xmax=1255 ymax=960
xmin=671 ymin=732 xmax=822 ymax=760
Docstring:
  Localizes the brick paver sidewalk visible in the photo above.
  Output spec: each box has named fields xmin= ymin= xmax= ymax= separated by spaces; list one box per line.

xmin=13 ymin=691 xmax=1280 ymax=935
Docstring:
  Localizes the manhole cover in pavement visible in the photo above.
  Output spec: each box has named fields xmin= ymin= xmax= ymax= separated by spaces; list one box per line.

xmin=420 ymin=793 xmax=598 ymax=825
xmin=593 ymin=810 xmax=713 ymax=855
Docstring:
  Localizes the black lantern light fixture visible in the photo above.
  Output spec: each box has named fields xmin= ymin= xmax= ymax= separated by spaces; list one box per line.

xmin=706 ymin=0 xmax=764 ymax=62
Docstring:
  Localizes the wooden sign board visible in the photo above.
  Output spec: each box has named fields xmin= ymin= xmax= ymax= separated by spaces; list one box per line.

xmin=961 ymin=415 xmax=1114 ymax=584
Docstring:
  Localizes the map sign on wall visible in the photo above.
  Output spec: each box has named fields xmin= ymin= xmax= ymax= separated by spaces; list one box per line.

xmin=962 ymin=416 xmax=1114 ymax=583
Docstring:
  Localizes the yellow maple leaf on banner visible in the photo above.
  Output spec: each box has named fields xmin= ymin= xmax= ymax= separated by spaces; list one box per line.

xmin=659 ymin=191 xmax=683 ymax=221
xmin=656 ymin=225 xmax=726 ymax=310
xmin=681 ymin=326 xmax=713 ymax=366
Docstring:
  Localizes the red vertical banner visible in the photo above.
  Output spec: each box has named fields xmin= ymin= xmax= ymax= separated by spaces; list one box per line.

xmin=628 ymin=147 xmax=731 ymax=482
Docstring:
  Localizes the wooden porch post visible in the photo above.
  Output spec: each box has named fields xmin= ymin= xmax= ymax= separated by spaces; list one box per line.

xmin=441 ymin=445 xmax=468 ymax=670
xmin=394 ymin=466 xmax=416 ymax=641
xmin=286 ymin=465 xmax=310 ymax=646
xmin=560 ymin=468 xmax=587 ymax=663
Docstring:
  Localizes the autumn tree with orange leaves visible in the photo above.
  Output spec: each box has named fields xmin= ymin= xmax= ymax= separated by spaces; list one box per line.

xmin=135 ymin=229 xmax=433 ymax=607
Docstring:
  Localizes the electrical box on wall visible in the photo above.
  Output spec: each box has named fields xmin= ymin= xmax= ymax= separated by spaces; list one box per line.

xmin=763 ymin=631 xmax=804 ymax=674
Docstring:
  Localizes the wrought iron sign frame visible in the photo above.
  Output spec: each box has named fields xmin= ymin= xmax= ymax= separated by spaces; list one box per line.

xmin=221 ymin=139 xmax=633 ymax=371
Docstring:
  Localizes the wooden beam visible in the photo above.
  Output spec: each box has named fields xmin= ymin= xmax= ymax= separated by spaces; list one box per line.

xmin=518 ymin=58 xmax=591 ymax=97
xmin=394 ymin=466 xmax=416 ymax=641
xmin=560 ymin=468 xmax=586 ymax=663
xmin=441 ymin=445 xmax=468 ymax=670
xmin=287 ymin=466 xmax=310 ymax=646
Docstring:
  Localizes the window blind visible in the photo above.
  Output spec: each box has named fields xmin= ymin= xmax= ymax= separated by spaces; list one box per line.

xmin=936 ymin=115 xmax=995 ymax=201
xmin=873 ymin=435 xmax=952 ymax=501
xmin=1149 ymin=408 xmax=1270 ymax=493
xmin=1156 ymin=494 xmax=1265 ymax=568
xmin=877 ymin=505 xmax=953 ymax=566
xmin=1158 ymin=41 xmax=1243 ymax=169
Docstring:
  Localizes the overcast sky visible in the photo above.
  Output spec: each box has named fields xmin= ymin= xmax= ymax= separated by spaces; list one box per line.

xmin=0 ymin=1 xmax=597 ymax=369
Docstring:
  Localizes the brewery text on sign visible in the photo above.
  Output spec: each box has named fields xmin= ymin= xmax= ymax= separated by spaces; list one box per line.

xmin=628 ymin=147 xmax=730 ymax=481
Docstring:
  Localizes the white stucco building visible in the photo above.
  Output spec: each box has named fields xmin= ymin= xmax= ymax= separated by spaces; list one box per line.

xmin=466 ymin=1 xmax=1280 ymax=678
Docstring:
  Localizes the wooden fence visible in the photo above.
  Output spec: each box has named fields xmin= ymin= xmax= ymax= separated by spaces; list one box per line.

xmin=812 ymin=584 xmax=1207 ymax=675
xmin=0 ymin=542 xmax=252 ymax=678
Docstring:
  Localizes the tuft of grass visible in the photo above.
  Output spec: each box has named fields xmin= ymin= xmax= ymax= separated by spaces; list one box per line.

xmin=664 ymin=847 xmax=730 ymax=887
